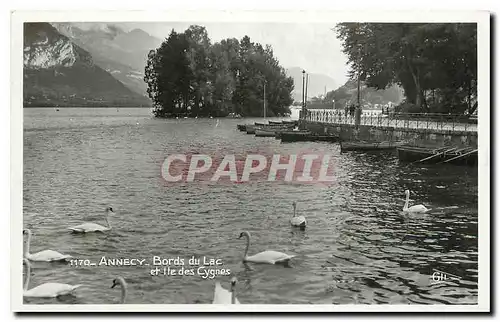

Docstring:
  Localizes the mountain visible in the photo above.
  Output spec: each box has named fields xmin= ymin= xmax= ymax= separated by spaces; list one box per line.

xmin=285 ymin=67 xmax=338 ymax=102
xmin=23 ymin=22 xmax=151 ymax=107
xmin=51 ymin=23 xmax=163 ymax=95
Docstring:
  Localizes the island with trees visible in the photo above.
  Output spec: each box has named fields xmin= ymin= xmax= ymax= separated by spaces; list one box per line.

xmin=144 ymin=25 xmax=294 ymax=118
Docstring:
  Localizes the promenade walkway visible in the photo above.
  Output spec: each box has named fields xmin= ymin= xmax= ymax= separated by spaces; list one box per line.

xmin=303 ymin=109 xmax=477 ymax=133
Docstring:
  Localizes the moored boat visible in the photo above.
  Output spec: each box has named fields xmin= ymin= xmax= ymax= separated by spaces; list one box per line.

xmin=255 ymin=126 xmax=296 ymax=137
xmin=274 ymin=129 xmax=307 ymax=139
xmin=239 ymin=121 xmax=297 ymax=134
xmin=280 ymin=131 xmax=338 ymax=143
xmin=246 ymin=125 xmax=256 ymax=134
xmin=255 ymin=128 xmax=278 ymax=137
xmin=248 ymin=123 xmax=294 ymax=134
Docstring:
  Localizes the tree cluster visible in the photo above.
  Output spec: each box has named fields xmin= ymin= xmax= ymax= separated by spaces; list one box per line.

xmin=335 ymin=23 xmax=477 ymax=115
xmin=144 ymin=25 xmax=294 ymax=118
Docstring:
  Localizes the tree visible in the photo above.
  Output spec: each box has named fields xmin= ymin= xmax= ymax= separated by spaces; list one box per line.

xmin=335 ymin=23 xmax=477 ymax=115
xmin=184 ymin=25 xmax=212 ymax=116
xmin=144 ymin=29 xmax=191 ymax=117
xmin=144 ymin=25 xmax=294 ymax=117
xmin=144 ymin=50 xmax=159 ymax=110
xmin=209 ymin=41 xmax=236 ymax=116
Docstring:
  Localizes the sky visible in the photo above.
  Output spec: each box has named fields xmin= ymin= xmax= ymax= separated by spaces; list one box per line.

xmin=103 ymin=22 xmax=351 ymax=87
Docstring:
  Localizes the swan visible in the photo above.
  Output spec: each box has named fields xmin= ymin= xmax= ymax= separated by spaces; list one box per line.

xmin=23 ymin=228 xmax=72 ymax=262
xmin=212 ymin=277 xmax=240 ymax=304
xmin=68 ymin=206 xmax=114 ymax=233
xmin=290 ymin=201 xmax=306 ymax=229
xmin=23 ymin=258 xmax=83 ymax=298
xmin=403 ymin=190 xmax=429 ymax=213
xmin=111 ymin=276 xmax=128 ymax=304
xmin=238 ymin=231 xmax=295 ymax=265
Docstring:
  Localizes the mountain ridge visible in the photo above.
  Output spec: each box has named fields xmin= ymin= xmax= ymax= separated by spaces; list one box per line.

xmin=285 ymin=67 xmax=338 ymax=102
xmin=51 ymin=22 xmax=163 ymax=95
xmin=23 ymin=22 xmax=151 ymax=107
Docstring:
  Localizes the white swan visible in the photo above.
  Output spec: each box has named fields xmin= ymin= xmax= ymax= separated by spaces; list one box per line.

xmin=23 ymin=258 xmax=83 ymax=298
xmin=111 ymin=276 xmax=127 ymax=304
xmin=238 ymin=231 xmax=295 ymax=265
xmin=68 ymin=207 xmax=114 ymax=233
xmin=290 ymin=201 xmax=307 ymax=229
xmin=23 ymin=228 xmax=72 ymax=262
xmin=212 ymin=277 xmax=240 ymax=304
xmin=403 ymin=190 xmax=429 ymax=213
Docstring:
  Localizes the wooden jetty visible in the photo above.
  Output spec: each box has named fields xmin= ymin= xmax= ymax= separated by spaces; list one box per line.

xmin=340 ymin=140 xmax=405 ymax=152
xmin=397 ymin=145 xmax=477 ymax=166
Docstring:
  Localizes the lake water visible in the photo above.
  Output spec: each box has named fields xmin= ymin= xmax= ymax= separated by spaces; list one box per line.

xmin=22 ymin=107 xmax=478 ymax=305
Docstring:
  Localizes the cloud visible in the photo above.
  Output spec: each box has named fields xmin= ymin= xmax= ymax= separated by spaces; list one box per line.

xmin=122 ymin=22 xmax=350 ymax=87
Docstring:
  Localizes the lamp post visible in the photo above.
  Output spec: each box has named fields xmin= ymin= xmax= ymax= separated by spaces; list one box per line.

xmin=263 ymin=81 xmax=266 ymax=119
xmin=305 ymin=73 xmax=309 ymax=109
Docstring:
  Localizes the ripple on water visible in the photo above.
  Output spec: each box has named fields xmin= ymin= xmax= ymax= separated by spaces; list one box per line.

xmin=22 ymin=108 xmax=478 ymax=305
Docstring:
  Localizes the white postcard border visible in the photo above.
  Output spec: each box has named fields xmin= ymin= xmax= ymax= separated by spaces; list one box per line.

xmin=10 ymin=9 xmax=491 ymax=313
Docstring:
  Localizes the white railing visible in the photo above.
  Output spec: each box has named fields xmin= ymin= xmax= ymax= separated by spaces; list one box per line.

xmin=303 ymin=110 xmax=477 ymax=133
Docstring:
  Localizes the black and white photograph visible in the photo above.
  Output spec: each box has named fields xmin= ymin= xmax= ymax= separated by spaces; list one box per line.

xmin=10 ymin=9 xmax=490 ymax=312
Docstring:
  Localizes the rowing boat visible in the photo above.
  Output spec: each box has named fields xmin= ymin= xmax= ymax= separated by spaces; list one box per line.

xmin=255 ymin=126 xmax=296 ymax=137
